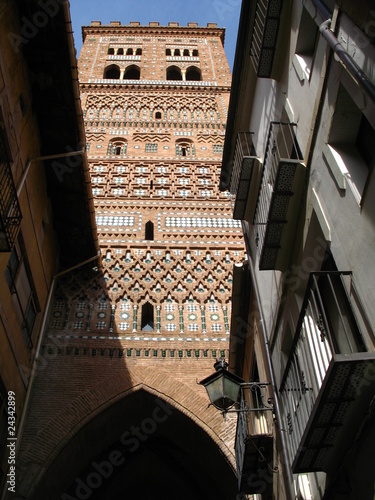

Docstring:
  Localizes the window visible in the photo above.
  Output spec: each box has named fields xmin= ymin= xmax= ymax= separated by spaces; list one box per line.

xmin=183 ymin=49 xmax=190 ymax=56
xmin=136 ymin=48 xmax=142 ymax=55
xmin=155 ymin=111 xmax=162 ymax=120
xmin=192 ymin=49 xmax=198 ymax=57
xmin=356 ymin=115 xmax=375 ymax=169
xmin=126 ymin=48 xmax=133 ymax=55
xmin=293 ymin=7 xmax=318 ymax=81
xmin=174 ymin=49 xmax=180 ymax=56
xmin=108 ymin=140 xmax=127 ymax=156
xmin=107 ymin=47 xmax=115 ymax=55
xmin=5 ymin=236 xmax=39 ymax=348
xmin=141 ymin=302 xmax=154 ymax=331
xmin=123 ymin=65 xmax=140 ymax=80
xmin=186 ymin=66 xmax=201 ymax=81
xmin=176 ymin=140 xmax=194 ymax=157
xmin=145 ymin=143 xmax=157 ymax=153
xmin=104 ymin=64 xmax=120 ymax=79
xmin=324 ymin=84 xmax=375 ymax=203
xmin=166 ymin=48 xmax=171 ymax=56
xmin=166 ymin=66 xmax=182 ymax=81
xmin=213 ymin=144 xmax=223 ymax=154
xmin=145 ymin=221 xmax=154 ymax=240
xmin=117 ymin=48 xmax=124 ymax=55
xmin=318 ymin=254 xmax=365 ymax=354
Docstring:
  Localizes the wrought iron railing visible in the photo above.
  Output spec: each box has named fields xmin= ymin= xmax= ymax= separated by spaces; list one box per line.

xmin=0 ymin=130 xmax=21 ymax=252
xmin=229 ymin=132 xmax=259 ymax=220
xmin=253 ymin=122 xmax=304 ymax=270
xmin=235 ymin=383 xmax=273 ymax=486
xmin=250 ymin=0 xmax=284 ymax=78
xmin=279 ymin=271 xmax=366 ymax=467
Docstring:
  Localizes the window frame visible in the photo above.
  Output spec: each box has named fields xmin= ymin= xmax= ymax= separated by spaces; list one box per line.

xmin=323 ymin=83 xmax=375 ymax=205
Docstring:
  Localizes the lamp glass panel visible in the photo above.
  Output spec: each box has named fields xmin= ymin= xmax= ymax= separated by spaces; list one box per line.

xmin=204 ymin=376 xmax=224 ymax=406
xmin=223 ymin=377 xmax=241 ymax=404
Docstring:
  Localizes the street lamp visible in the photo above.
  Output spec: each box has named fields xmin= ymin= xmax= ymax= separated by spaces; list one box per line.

xmin=199 ymin=358 xmax=244 ymax=412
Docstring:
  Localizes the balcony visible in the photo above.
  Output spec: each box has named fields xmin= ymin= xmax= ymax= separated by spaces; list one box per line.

xmin=229 ymin=133 xmax=262 ymax=223
xmin=279 ymin=272 xmax=375 ymax=474
xmin=0 ymin=130 xmax=21 ymax=252
xmin=235 ymin=383 xmax=274 ymax=494
xmin=253 ymin=122 xmax=305 ymax=271
xmin=250 ymin=0 xmax=284 ymax=78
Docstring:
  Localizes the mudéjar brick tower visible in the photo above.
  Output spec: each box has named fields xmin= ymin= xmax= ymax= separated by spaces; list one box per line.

xmin=15 ymin=21 xmax=246 ymax=499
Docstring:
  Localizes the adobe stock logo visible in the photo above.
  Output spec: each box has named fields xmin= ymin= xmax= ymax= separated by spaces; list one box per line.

xmin=61 ymin=398 xmax=173 ymax=500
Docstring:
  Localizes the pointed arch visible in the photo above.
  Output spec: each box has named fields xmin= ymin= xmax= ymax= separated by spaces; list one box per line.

xmin=141 ymin=301 xmax=154 ymax=331
xmin=25 ymin=382 xmax=237 ymax=499
xmin=104 ymin=64 xmax=120 ymax=79
xmin=166 ymin=66 xmax=182 ymax=81
xmin=186 ymin=66 xmax=201 ymax=81
xmin=124 ymin=64 xmax=140 ymax=80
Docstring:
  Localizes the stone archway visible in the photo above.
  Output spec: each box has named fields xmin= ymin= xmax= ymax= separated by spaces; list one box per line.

xmin=31 ymin=387 xmax=238 ymax=499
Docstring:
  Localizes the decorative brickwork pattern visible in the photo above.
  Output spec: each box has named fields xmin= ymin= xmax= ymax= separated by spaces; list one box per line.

xmin=15 ymin=23 xmax=245 ymax=498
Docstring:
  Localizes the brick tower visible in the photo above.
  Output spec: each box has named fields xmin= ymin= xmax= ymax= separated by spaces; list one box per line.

xmin=79 ymin=20 xmax=242 ymax=367
xmin=15 ymin=21 xmax=246 ymax=499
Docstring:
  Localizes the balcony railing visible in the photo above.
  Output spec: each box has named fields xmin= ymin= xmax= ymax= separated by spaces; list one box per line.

xmin=235 ymin=383 xmax=274 ymax=494
xmin=229 ymin=133 xmax=262 ymax=222
xmin=0 ymin=130 xmax=21 ymax=252
xmin=280 ymin=271 xmax=375 ymax=473
xmin=253 ymin=122 xmax=305 ymax=271
xmin=250 ymin=0 xmax=284 ymax=78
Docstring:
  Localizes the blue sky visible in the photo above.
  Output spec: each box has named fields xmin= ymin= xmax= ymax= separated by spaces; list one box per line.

xmin=69 ymin=0 xmax=242 ymax=70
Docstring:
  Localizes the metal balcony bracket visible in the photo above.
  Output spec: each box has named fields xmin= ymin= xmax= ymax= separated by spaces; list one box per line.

xmin=230 ymin=132 xmax=262 ymax=223
xmin=291 ymin=353 xmax=375 ymax=474
xmin=250 ymin=0 xmax=284 ymax=78
xmin=235 ymin=382 xmax=275 ymax=494
xmin=254 ymin=122 xmax=305 ymax=271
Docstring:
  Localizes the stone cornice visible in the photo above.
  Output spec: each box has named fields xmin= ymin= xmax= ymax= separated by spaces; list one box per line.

xmin=82 ymin=23 xmax=226 ymax=46
xmin=79 ymin=82 xmax=231 ymax=93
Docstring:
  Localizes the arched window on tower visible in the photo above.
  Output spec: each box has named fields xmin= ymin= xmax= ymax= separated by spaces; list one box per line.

xmin=123 ymin=65 xmax=140 ymax=80
xmin=186 ymin=66 xmax=201 ymax=81
xmin=126 ymin=48 xmax=134 ymax=55
xmin=155 ymin=111 xmax=162 ymax=120
xmin=183 ymin=49 xmax=190 ymax=56
xmin=117 ymin=48 xmax=124 ymax=55
xmin=166 ymin=48 xmax=171 ymax=56
xmin=136 ymin=48 xmax=142 ymax=55
xmin=166 ymin=66 xmax=182 ymax=81
xmin=192 ymin=49 xmax=199 ymax=57
xmin=176 ymin=139 xmax=194 ymax=157
xmin=107 ymin=47 xmax=115 ymax=55
xmin=141 ymin=302 xmax=154 ymax=331
xmin=145 ymin=221 xmax=154 ymax=241
xmin=174 ymin=49 xmax=181 ymax=56
xmin=108 ymin=139 xmax=127 ymax=156
xmin=104 ymin=64 xmax=120 ymax=79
